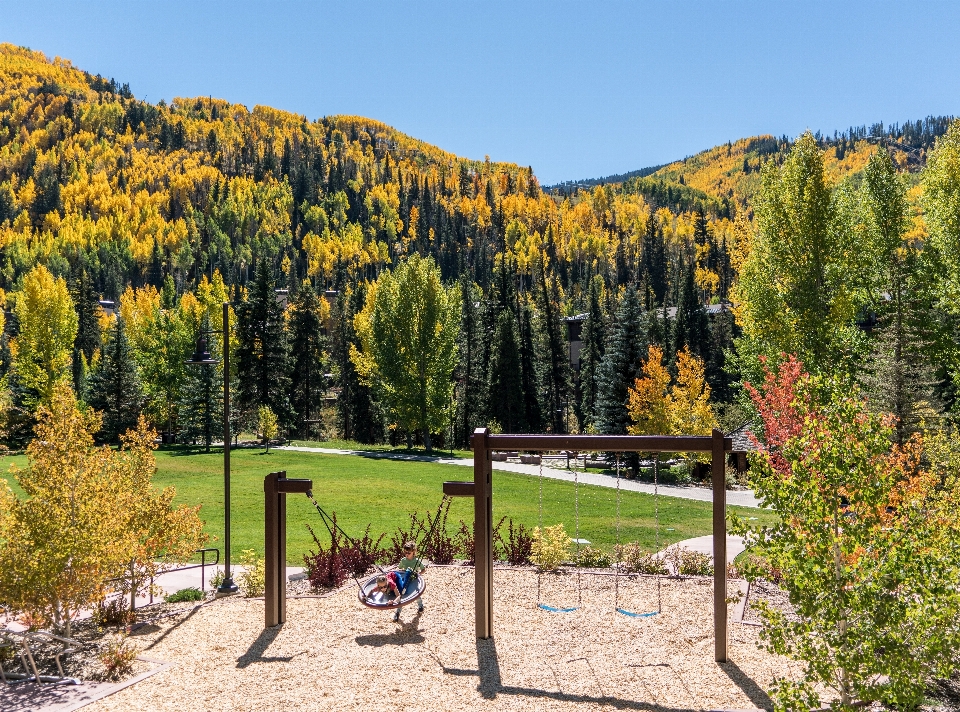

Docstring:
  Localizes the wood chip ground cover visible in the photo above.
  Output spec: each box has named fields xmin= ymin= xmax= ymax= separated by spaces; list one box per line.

xmin=84 ymin=568 xmax=802 ymax=711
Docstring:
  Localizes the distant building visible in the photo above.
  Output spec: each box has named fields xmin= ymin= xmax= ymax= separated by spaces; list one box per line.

xmin=727 ymin=421 xmax=758 ymax=474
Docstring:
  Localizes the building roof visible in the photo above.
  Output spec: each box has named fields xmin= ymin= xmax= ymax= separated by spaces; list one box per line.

xmin=726 ymin=421 xmax=758 ymax=453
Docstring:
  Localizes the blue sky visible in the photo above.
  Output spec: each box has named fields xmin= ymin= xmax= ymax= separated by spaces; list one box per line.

xmin=4 ymin=1 xmax=960 ymax=184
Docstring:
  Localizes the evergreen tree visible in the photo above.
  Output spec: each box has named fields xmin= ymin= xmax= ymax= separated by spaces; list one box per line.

xmin=177 ymin=328 xmax=223 ymax=452
xmin=535 ymin=259 xmax=569 ymax=433
xmin=861 ymin=148 xmax=941 ymax=443
xmin=578 ymin=275 xmax=606 ymax=429
xmin=454 ymin=276 xmax=487 ymax=447
xmin=288 ymin=283 xmax=326 ymax=437
xmin=595 ymin=285 xmax=646 ymax=435
xmin=235 ymin=259 xmax=293 ymax=431
xmin=487 ymin=309 xmax=526 ymax=432
xmin=705 ymin=306 xmax=737 ymax=405
xmin=87 ymin=317 xmax=145 ymax=443
xmin=519 ymin=305 xmax=544 ymax=432
xmin=640 ymin=214 xmax=667 ymax=305
xmin=70 ymin=270 xmax=101 ymax=394
xmin=673 ymin=263 xmax=710 ymax=361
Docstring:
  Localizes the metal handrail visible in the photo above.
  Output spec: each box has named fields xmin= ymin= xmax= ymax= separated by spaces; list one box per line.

xmin=147 ymin=548 xmax=221 ymax=604
xmin=106 ymin=548 xmax=221 ymax=609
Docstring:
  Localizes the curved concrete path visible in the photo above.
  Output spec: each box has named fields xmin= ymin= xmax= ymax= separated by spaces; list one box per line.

xmin=276 ymin=445 xmax=762 ymax=508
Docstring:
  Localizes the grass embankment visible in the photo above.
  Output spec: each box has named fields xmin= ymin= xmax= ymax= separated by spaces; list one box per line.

xmin=0 ymin=447 xmax=772 ymax=565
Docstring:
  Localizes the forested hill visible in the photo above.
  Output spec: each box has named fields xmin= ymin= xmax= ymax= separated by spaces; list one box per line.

xmin=0 ymin=43 xmax=741 ymax=313
xmin=551 ymin=117 xmax=954 ymax=219
xmin=0 ymin=44 xmax=547 ymax=297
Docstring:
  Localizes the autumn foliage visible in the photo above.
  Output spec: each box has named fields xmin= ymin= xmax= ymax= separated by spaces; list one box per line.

xmin=0 ymin=384 xmax=206 ymax=636
xmin=733 ymin=360 xmax=960 ymax=710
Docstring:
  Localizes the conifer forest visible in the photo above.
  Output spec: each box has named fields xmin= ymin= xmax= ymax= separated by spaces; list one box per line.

xmin=2 ymin=43 xmax=959 ymax=453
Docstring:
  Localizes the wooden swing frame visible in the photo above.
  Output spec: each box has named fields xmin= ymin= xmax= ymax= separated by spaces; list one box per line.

xmin=443 ymin=428 xmax=733 ymax=663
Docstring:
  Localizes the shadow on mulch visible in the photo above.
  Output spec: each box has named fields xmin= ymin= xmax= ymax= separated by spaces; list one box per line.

xmin=355 ymin=611 xmax=425 ymax=646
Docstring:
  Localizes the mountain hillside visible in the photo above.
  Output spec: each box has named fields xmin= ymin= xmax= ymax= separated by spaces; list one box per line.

xmin=552 ymin=117 xmax=953 ymax=219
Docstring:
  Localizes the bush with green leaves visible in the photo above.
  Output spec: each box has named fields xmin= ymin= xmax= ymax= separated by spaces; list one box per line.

xmin=663 ymin=545 xmax=712 ymax=576
xmin=237 ymin=549 xmax=265 ymax=597
xmin=531 ymin=523 xmax=571 ymax=571
xmin=573 ymin=546 xmax=611 ymax=568
xmin=614 ymin=543 xmax=669 ymax=575
xmin=164 ymin=587 xmax=204 ymax=603
xmin=732 ymin=357 xmax=960 ymax=710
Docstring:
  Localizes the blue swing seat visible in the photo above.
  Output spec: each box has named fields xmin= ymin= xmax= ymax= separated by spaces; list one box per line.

xmin=616 ymin=607 xmax=658 ymax=618
xmin=538 ymin=603 xmax=579 ymax=613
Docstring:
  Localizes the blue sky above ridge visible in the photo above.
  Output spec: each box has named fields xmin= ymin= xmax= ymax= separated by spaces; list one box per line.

xmin=4 ymin=0 xmax=960 ymax=184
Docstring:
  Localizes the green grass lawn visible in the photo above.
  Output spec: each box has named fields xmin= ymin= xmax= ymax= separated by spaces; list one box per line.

xmin=0 ymin=447 xmax=772 ymax=565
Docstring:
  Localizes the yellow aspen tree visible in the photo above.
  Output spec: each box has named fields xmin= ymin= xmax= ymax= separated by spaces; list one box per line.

xmin=669 ymin=347 xmax=718 ymax=436
xmin=0 ymin=384 xmax=205 ymax=634
xmin=11 ymin=265 xmax=78 ymax=407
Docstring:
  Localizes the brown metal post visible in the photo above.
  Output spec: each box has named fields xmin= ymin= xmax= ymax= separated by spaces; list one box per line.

xmin=264 ymin=471 xmax=281 ymax=627
xmin=473 ymin=427 xmax=493 ymax=638
xmin=712 ymin=429 xmax=728 ymax=662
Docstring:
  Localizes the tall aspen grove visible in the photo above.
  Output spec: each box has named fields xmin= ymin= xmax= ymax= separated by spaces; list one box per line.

xmin=0 ymin=43 xmax=959 ymax=453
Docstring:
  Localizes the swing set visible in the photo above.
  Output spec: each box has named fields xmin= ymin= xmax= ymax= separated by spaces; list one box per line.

xmin=442 ymin=428 xmax=733 ymax=663
xmin=262 ymin=428 xmax=732 ymax=663
xmin=263 ymin=471 xmax=446 ymax=627
xmin=533 ymin=452 xmax=662 ymax=617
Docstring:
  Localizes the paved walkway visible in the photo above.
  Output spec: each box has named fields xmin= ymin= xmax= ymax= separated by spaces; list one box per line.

xmin=277 ymin=445 xmax=762 ymax=508
xmin=670 ymin=534 xmax=746 ymax=565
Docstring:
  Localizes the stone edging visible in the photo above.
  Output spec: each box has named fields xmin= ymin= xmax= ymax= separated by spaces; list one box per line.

xmin=55 ymin=656 xmax=174 ymax=712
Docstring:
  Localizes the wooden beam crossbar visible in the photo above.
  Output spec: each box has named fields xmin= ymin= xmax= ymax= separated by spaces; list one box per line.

xmin=484 ymin=433 xmax=732 ymax=452
xmin=468 ymin=428 xmax=730 ymax=663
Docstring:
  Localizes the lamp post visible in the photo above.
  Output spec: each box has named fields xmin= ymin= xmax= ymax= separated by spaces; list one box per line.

xmin=185 ymin=302 xmax=238 ymax=596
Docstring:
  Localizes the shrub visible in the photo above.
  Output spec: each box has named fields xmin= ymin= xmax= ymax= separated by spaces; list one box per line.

xmin=496 ymin=517 xmax=533 ymax=566
xmin=573 ymin=546 xmax=611 ymax=568
xmin=456 ymin=520 xmax=475 ymax=565
xmin=93 ymin=597 xmax=134 ymax=627
xmin=303 ymin=514 xmax=385 ymax=590
xmin=421 ymin=498 xmax=457 ymax=565
xmin=164 ymin=587 xmax=204 ymax=603
xmin=531 ymin=524 xmax=571 ymax=571
xmin=614 ymin=543 xmax=669 ymax=575
xmin=237 ymin=550 xmax=265 ymax=597
xmin=387 ymin=512 xmax=427 ymax=561
xmin=345 ymin=523 xmax=387 ymax=576
xmin=663 ymin=545 xmax=713 ymax=576
xmin=99 ymin=634 xmax=138 ymax=681
xmin=208 ymin=569 xmax=225 ymax=590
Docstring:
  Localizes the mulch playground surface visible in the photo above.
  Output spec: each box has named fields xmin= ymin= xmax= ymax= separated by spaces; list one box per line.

xmin=69 ymin=567 xmax=801 ymax=712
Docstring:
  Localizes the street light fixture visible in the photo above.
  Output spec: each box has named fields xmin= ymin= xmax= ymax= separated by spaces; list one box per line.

xmin=185 ymin=302 xmax=239 ymax=597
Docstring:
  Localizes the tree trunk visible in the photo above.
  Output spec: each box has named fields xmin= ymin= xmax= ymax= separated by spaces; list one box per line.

xmin=423 ymin=429 xmax=432 ymax=453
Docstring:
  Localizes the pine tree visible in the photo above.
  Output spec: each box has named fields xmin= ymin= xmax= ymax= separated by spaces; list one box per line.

xmin=487 ymin=309 xmax=526 ymax=433
xmin=861 ymin=148 xmax=940 ymax=443
xmin=535 ymin=258 xmax=569 ymax=432
xmin=288 ymin=283 xmax=326 ymax=437
xmin=235 ymin=259 xmax=293 ymax=431
xmin=673 ymin=263 xmax=709 ymax=361
xmin=640 ymin=214 xmax=667 ymax=305
xmin=70 ymin=270 xmax=101 ymax=394
xmin=594 ymin=284 xmax=646 ymax=436
xmin=578 ymin=275 xmax=605 ymax=429
xmin=705 ymin=306 xmax=738 ymax=405
xmin=519 ymin=305 xmax=544 ymax=432
xmin=454 ymin=277 xmax=488 ymax=446
xmin=87 ymin=317 xmax=145 ymax=443
xmin=178 ymin=332 xmax=223 ymax=452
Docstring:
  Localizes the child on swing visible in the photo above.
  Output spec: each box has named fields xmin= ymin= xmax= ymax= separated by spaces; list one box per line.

xmin=375 ymin=540 xmax=426 ymax=621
